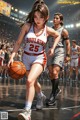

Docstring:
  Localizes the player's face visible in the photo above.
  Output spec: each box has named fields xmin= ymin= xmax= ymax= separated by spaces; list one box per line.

xmin=72 ymin=42 xmax=76 ymax=47
xmin=53 ymin=15 xmax=61 ymax=25
xmin=34 ymin=11 xmax=46 ymax=27
xmin=2 ymin=45 xmax=6 ymax=50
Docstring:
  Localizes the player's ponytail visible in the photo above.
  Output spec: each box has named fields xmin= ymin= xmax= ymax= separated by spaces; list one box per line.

xmin=33 ymin=0 xmax=44 ymax=5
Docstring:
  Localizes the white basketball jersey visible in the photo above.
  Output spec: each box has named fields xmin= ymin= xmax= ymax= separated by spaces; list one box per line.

xmin=47 ymin=26 xmax=64 ymax=48
xmin=24 ymin=25 xmax=47 ymax=54
xmin=71 ymin=45 xmax=79 ymax=59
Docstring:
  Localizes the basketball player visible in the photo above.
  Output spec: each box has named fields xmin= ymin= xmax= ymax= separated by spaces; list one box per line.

xmin=69 ymin=40 xmax=80 ymax=80
xmin=0 ymin=44 xmax=5 ymax=78
xmin=46 ymin=13 xmax=70 ymax=106
xmin=78 ymin=54 xmax=80 ymax=68
xmin=8 ymin=1 xmax=60 ymax=120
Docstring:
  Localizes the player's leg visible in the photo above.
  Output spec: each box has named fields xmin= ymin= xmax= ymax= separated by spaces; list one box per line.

xmin=47 ymin=65 xmax=54 ymax=99
xmin=69 ymin=59 xmax=74 ymax=80
xmin=18 ymin=63 xmax=43 ymax=120
xmin=46 ymin=49 xmax=64 ymax=106
xmin=35 ymin=81 xmax=46 ymax=109
xmin=46 ymin=64 xmax=61 ymax=106
xmin=74 ymin=58 xmax=79 ymax=80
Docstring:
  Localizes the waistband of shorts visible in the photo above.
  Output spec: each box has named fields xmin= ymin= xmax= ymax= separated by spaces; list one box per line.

xmin=72 ymin=57 xmax=78 ymax=59
xmin=24 ymin=51 xmax=44 ymax=56
xmin=56 ymin=46 xmax=64 ymax=49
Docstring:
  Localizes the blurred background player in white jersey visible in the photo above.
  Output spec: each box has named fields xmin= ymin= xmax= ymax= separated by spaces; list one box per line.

xmin=69 ymin=40 xmax=80 ymax=81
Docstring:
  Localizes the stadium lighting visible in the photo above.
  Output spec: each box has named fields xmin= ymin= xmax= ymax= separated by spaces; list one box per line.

xmin=22 ymin=12 xmax=26 ymax=15
xmin=26 ymin=13 xmax=28 ymax=16
xmin=76 ymin=23 xmax=80 ymax=27
xmin=11 ymin=7 xmax=14 ymax=10
xmin=19 ymin=20 xmax=25 ymax=23
xmin=15 ymin=9 xmax=18 ymax=12
xmin=19 ymin=10 xmax=26 ymax=15
xmin=65 ymin=24 xmax=74 ymax=28
xmin=11 ymin=17 xmax=15 ymax=20
xmin=70 ymin=24 xmax=74 ymax=28
xmin=14 ymin=18 xmax=19 ymax=21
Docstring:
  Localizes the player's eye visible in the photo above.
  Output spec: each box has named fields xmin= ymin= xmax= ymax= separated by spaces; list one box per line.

xmin=54 ymin=17 xmax=58 ymax=19
xmin=34 ymin=15 xmax=37 ymax=18
xmin=40 ymin=15 xmax=44 ymax=18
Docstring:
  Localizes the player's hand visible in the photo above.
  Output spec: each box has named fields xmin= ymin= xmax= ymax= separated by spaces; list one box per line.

xmin=64 ymin=56 xmax=70 ymax=63
xmin=8 ymin=58 xmax=14 ymax=67
xmin=48 ymin=48 xmax=54 ymax=56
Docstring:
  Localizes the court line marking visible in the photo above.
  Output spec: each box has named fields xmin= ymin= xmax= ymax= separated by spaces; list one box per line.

xmin=3 ymin=105 xmax=80 ymax=112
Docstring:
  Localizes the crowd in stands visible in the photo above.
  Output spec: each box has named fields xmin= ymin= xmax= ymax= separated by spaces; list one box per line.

xmin=0 ymin=14 xmax=20 ymax=43
xmin=0 ymin=15 xmax=23 ymax=79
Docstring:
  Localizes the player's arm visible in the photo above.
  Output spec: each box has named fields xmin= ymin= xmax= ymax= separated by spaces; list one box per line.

xmin=0 ymin=50 xmax=1 ymax=55
xmin=47 ymin=26 xmax=60 ymax=54
xmin=70 ymin=47 xmax=72 ymax=56
xmin=0 ymin=50 xmax=4 ymax=59
xmin=75 ymin=46 xmax=80 ymax=54
xmin=62 ymin=29 xmax=70 ymax=62
xmin=62 ymin=29 xmax=70 ymax=56
xmin=10 ymin=23 xmax=30 ymax=59
xmin=78 ymin=46 xmax=80 ymax=54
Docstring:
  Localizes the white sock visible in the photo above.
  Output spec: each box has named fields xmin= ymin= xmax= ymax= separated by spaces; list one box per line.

xmin=25 ymin=101 xmax=32 ymax=110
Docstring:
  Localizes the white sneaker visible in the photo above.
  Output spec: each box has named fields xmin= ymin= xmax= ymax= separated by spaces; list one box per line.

xmin=36 ymin=94 xmax=46 ymax=110
xmin=18 ymin=109 xmax=31 ymax=120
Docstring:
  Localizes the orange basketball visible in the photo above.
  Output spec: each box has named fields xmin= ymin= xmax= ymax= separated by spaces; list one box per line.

xmin=8 ymin=61 xmax=26 ymax=80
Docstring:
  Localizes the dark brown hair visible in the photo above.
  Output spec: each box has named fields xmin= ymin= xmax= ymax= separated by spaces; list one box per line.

xmin=54 ymin=12 xmax=63 ymax=26
xmin=72 ymin=40 xmax=76 ymax=44
xmin=26 ymin=0 xmax=49 ymax=24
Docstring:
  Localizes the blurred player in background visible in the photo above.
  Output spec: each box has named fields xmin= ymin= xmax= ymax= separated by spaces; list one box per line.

xmin=69 ymin=40 xmax=80 ymax=80
xmin=46 ymin=12 xmax=70 ymax=106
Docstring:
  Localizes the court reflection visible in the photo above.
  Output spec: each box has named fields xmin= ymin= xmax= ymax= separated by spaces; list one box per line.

xmin=0 ymin=75 xmax=80 ymax=120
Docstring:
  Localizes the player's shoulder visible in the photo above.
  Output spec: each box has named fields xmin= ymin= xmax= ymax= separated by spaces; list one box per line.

xmin=62 ymin=27 xmax=68 ymax=33
xmin=62 ymin=27 xmax=69 ymax=36
xmin=21 ymin=23 xmax=32 ymax=33
xmin=46 ymin=26 xmax=53 ymax=31
xmin=46 ymin=26 xmax=56 ymax=36
xmin=77 ymin=45 xmax=80 ymax=49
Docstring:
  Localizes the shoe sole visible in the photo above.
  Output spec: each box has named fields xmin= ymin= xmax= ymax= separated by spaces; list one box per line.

xmin=18 ymin=114 xmax=25 ymax=120
xmin=18 ymin=114 xmax=31 ymax=120
xmin=46 ymin=101 xmax=56 ymax=106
